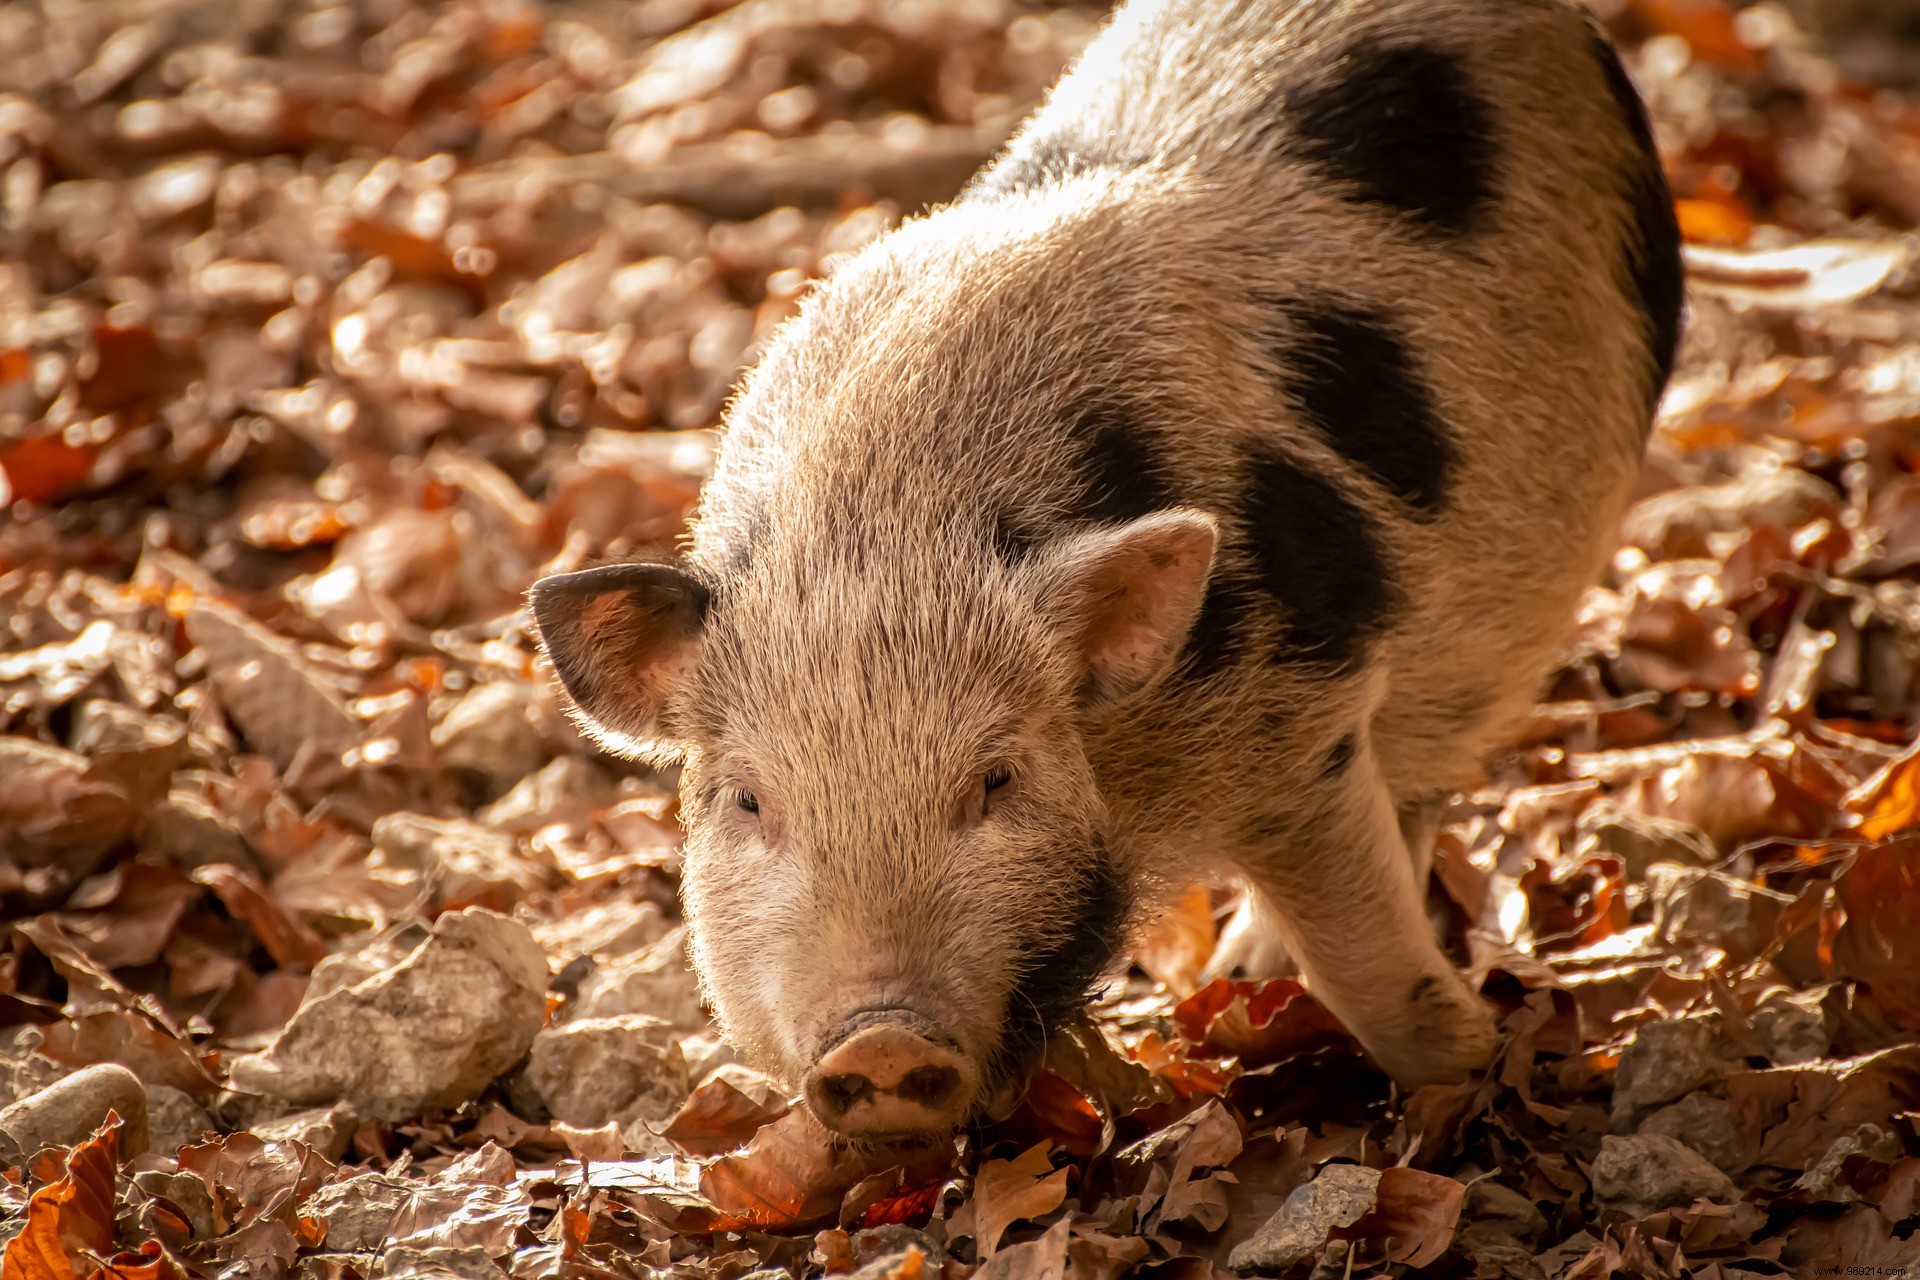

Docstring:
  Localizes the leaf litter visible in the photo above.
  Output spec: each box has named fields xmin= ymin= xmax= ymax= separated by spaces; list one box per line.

xmin=3 ymin=0 xmax=1920 ymax=1276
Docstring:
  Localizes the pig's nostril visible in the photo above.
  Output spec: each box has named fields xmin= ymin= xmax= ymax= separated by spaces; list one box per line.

xmin=813 ymin=1072 xmax=874 ymax=1118
xmin=894 ymin=1065 xmax=960 ymax=1108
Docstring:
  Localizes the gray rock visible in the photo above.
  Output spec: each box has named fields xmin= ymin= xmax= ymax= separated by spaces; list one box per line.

xmin=0 ymin=1063 xmax=149 ymax=1163
xmin=143 ymin=1084 xmax=215 ymax=1156
xmin=1750 ymin=987 xmax=1833 ymax=1066
xmin=1591 ymin=1134 xmax=1738 ymax=1218
xmin=370 ymin=813 xmax=549 ymax=907
xmin=1227 ymin=1163 xmax=1380 ymax=1272
xmin=0 ymin=1041 xmax=68 ymax=1107
xmin=1461 ymin=1243 xmax=1545 ymax=1280
xmin=526 ymin=1014 xmax=688 ymax=1128
xmin=852 ymin=1225 xmax=948 ymax=1266
xmin=1638 ymin=1092 xmax=1748 ymax=1176
xmin=568 ymin=927 xmax=707 ymax=1028
xmin=227 ymin=909 xmax=549 ymax=1122
xmin=1611 ymin=1016 xmax=1731 ymax=1129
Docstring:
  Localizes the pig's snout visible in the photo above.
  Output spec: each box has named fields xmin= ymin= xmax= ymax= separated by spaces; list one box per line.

xmin=804 ymin=1010 xmax=977 ymax=1138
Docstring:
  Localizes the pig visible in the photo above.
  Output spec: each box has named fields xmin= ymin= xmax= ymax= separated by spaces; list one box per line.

xmin=531 ymin=0 xmax=1682 ymax=1140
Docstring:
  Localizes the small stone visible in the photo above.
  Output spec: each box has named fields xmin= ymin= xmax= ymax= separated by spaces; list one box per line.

xmin=1749 ymin=987 xmax=1833 ymax=1066
xmin=1794 ymin=1124 xmax=1905 ymax=1203
xmin=1611 ymin=1016 xmax=1731 ymax=1130
xmin=1591 ymin=1134 xmax=1738 ymax=1218
xmin=568 ymin=927 xmax=706 ymax=1028
xmin=852 ymin=1224 xmax=948 ymax=1266
xmin=227 ymin=908 xmax=549 ymax=1122
xmin=1638 ymin=1092 xmax=1748 ymax=1176
xmin=1228 ymin=1163 xmax=1381 ymax=1272
xmin=301 ymin=1170 xmax=416 ymax=1251
xmin=143 ymin=1084 xmax=215 ymax=1156
xmin=1458 ymin=1242 xmax=1544 ymax=1280
xmin=526 ymin=1014 xmax=689 ymax=1129
xmin=0 ymin=1063 xmax=149 ymax=1163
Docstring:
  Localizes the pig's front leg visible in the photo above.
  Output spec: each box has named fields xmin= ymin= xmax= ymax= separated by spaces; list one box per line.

xmin=1237 ymin=737 xmax=1498 ymax=1088
xmin=1207 ymin=792 xmax=1454 ymax=982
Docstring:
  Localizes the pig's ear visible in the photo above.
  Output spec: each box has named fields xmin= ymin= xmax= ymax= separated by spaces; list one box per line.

xmin=529 ymin=562 xmax=709 ymax=758
xmin=1036 ymin=509 xmax=1218 ymax=704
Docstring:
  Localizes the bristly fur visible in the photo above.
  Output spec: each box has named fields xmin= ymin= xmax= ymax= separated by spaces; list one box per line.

xmin=534 ymin=0 xmax=1682 ymax=1113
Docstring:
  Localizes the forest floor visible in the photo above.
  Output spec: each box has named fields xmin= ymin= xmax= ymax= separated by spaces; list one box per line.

xmin=3 ymin=0 xmax=1920 ymax=1276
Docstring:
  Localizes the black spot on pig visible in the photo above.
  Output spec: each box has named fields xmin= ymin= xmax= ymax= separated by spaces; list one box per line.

xmin=1589 ymin=28 xmax=1683 ymax=415
xmin=1241 ymin=447 xmax=1394 ymax=669
xmin=1073 ymin=403 xmax=1179 ymax=524
xmin=1276 ymin=300 xmax=1451 ymax=514
xmin=991 ymin=509 xmax=1041 ymax=565
xmin=1283 ymin=42 xmax=1495 ymax=238
xmin=1182 ymin=574 xmax=1259 ymax=679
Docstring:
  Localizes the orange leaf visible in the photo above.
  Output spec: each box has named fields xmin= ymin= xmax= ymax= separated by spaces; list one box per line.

xmin=1130 ymin=884 xmax=1216 ymax=995
xmin=1 ymin=433 xmax=100 ymax=506
xmin=3 ymin=1113 xmax=122 ymax=1280
xmin=657 ymin=1076 xmax=790 ymax=1158
xmin=1173 ymin=979 xmax=1351 ymax=1066
xmin=1344 ymin=1167 xmax=1466 ymax=1268
xmin=1628 ymin=0 xmax=1758 ymax=71
xmin=1675 ymin=197 xmax=1752 ymax=247
xmin=1845 ymin=745 xmax=1920 ymax=840
xmin=85 ymin=1241 xmax=183 ymax=1280
xmin=970 ymin=1141 xmax=1069 ymax=1257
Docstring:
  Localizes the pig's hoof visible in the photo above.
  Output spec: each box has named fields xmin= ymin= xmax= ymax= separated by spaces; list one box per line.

xmin=1372 ymin=975 xmax=1500 ymax=1087
xmin=1200 ymin=892 xmax=1297 ymax=982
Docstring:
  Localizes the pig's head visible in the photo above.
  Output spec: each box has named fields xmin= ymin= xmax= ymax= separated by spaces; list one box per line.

xmin=531 ymin=505 xmax=1214 ymax=1139
xmin=531 ymin=189 xmax=1221 ymax=1140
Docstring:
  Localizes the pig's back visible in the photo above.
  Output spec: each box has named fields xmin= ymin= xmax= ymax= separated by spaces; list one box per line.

xmin=970 ymin=0 xmax=1680 ymax=794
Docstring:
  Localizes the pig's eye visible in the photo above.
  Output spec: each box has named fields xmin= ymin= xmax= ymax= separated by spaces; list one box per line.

xmin=981 ymin=765 xmax=1013 ymax=814
xmin=735 ymin=789 xmax=760 ymax=816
